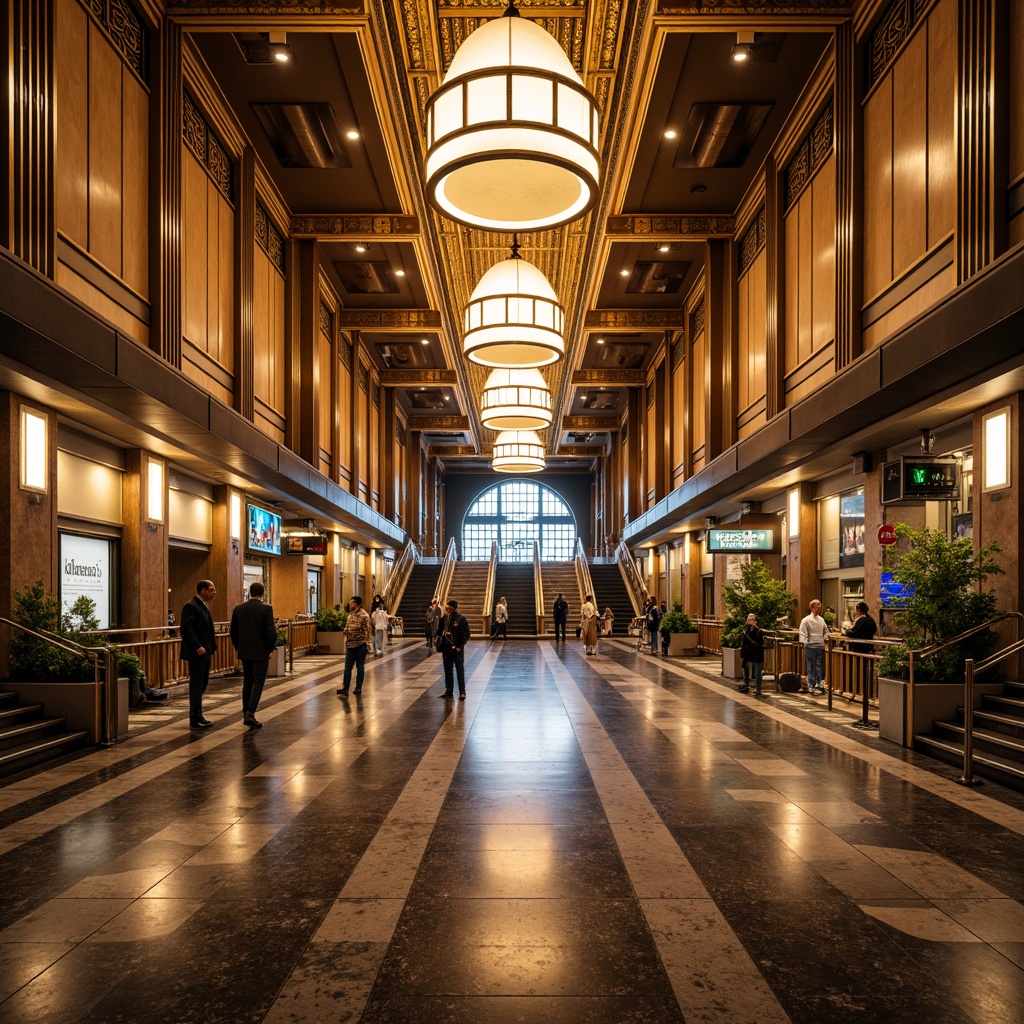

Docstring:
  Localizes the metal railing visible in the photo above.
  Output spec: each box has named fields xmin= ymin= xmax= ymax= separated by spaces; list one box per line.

xmin=482 ymin=539 xmax=498 ymax=636
xmin=381 ymin=539 xmax=418 ymax=614
xmin=905 ymin=612 xmax=1024 ymax=747
xmin=0 ymin=616 xmax=118 ymax=744
xmin=533 ymin=540 xmax=544 ymax=634
xmin=614 ymin=539 xmax=647 ymax=616
xmin=287 ymin=619 xmax=319 ymax=669
xmin=695 ymin=617 xmax=723 ymax=653
xmin=575 ymin=538 xmax=596 ymax=612
xmin=434 ymin=537 xmax=458 ymax=610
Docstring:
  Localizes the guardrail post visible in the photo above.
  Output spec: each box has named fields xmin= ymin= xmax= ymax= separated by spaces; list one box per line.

xmin=957 ymin=658 xmax=983 ymax=786
xmin=101 ymin=647 xmax=118 ymax=745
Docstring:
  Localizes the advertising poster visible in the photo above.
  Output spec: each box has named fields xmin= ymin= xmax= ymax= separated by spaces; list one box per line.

xmin=60 ymin=533 xmax=113 ymax=628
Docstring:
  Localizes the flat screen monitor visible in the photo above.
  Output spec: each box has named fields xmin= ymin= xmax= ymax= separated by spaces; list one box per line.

xmin=247 ymin=504 xmax=281 ymax=555
xmin=879 ymin=571 xmax=915 ymax=608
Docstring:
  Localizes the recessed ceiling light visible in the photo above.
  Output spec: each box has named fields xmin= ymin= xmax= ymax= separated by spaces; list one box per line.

xmin=346 ymin=130 xmax=360 ymax=141
xmin=690 ymin=183 xmax=708 ymax=194
xmin=657 ymin=243 xmax=671 ymax=253
xmin=395 ymin=269 xmax=406 ymax=277
xmin=353 ymin=243 xmax=367 ymax=253
xmin=420 ymin=338 xmax=429 ymax=346
xmin=620 ymin=269 xmax=630 ymax=277
xmin=596 ymin=337 xmax=605 ymax=344
xmin=664 ymin=129 xmax=678 ymax=140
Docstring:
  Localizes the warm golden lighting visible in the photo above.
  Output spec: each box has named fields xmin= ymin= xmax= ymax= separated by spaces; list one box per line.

xmin=19 ymin=407 xmax=47 ymax=493
xmin=983 ymin=409 xmax=1010 ymax=490
xmin=424 ymin=8 xmax=600 ymax=232
xmin=463 ymin=250 xmax=564 ymax=367
xmin=481 ymin=368 xmax=553 ymax=430
xmin=492 ymin=430 xmax=545 ymax=473
xmin=147 ymin=459 xmax=165 ymax=523
xmin=230 ymin=493 xmax=242 ymax=541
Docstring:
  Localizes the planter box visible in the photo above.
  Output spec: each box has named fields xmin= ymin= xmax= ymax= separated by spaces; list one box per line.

xmin=9 ymin=678 xmax=128 ymax=743
xmin=878 ymin=677 xmax=1004 ymax=746
xmin=667 ymin=632 xmax=699 ymax=656
xmin=316 ymin=631 xmax=347 ymax=655
xmin=268 ymin=646 xmax=288 ymax=677
xmin=721 ymin=647 xmax=743 ymax=678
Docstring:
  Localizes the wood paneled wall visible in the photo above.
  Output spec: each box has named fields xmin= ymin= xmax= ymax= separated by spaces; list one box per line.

xmin=338 ymin=338 xmax=353 ymax=484
xmin=784 ymin=153 xmax=835 ymax=405
xmin=182 ymin=148 xmax=234 ymax=404
xmin=253 ymin=243 xmax=285 ymax=442
xmin=862 ymin=0 xmax=956 ymax=348
xmin=54 ymin=0 xmax=149 ymax=343
xmin=317 ymin=322 xmax=334 ymax=477
xmin=671 ymin=345 xmax=685 ymax=488
xmin=1010 ymin=3 xmax=1024 ymax=247
xmin=690 ymin=326 xmax=706 ymax=473
xmin=736 ymin=248 xmax=767 ymax=439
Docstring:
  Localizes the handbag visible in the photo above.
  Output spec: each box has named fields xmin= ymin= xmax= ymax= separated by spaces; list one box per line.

xmin=575 ymin=625 xmax=582 ymax=639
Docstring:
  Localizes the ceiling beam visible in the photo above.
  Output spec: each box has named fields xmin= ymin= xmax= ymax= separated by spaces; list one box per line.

xmin=336 ymin=309 xmax=442 ymax=330
xmin=380 ymin=369 xmax=457 ymax=386
xmin=606 ymin=213 xmax=735 ymax=239
xmin=563 ymin=415 xmax=620 ymax=432
xmin=571 ymin=368 xmax=645 ymax=386
xmin=584 ymin=309 xmax=686 ymax=329
xmin=290 ymin=214 xmax=420 ymax=239
xmin=407 ymin=414 xmax=470 ymax=429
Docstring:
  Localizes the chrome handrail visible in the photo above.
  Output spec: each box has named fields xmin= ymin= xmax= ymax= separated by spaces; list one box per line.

xmin=483 ymin=539 xmax=498 ymax=635
xmin=533 ymin=540 xmax=544 ymax=633
xmin=614 ymin=539 xmax=647 ymax=616
xmin=381 ymin=539 xmax=419 ymax=613
xmin=0 ymin=616 xmax=118 ymax=745
xmin=575 ymin=538 xmax=596 ymax=612
xmin=434 ymin=537 xmax=458 ymax=609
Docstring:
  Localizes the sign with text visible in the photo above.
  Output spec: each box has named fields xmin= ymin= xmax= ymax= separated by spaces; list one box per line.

xmin=286 ymin=535 xmax=327 ymax=555
xmin=59 ymin=533 xmax=113 ymax=629
xmin=706 ymin=528 xmax=775 ymax=553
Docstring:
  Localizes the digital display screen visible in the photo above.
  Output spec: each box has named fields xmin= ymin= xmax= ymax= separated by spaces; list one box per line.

xmin=880 ymin=572 xmax=915 ymax=608
xmin=286 ymin=535 xmax=327 ymax=555
xmin=707 ymin=528 xmax=775 ymax=553
xmin=247 ymin=505 xmax=281 ymax=555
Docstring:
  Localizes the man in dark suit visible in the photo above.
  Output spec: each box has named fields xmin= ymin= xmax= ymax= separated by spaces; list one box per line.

xmin=230 ymin=581 xmax=277 ymax=729
xmin=437 ymin=598 xmax=471 ymax=701
xmin=552 ymin=592 xmax=569 ymax=641
xmin=180 ymin=579 xmax=218 ymax=729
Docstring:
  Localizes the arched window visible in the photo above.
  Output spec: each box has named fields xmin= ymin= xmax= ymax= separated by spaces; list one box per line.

xmin=462 ymin=480 xmax=577 ymax=561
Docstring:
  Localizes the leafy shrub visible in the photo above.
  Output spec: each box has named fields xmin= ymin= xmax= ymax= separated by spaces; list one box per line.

xmin=659 ymin=603 xmax=696 ymax=634
xmin=10 ymin=580 xmax=93 ymax=681
xmin=315 ymin=606 xmax=347 ymax=632
xmin=876 ymin=525 xmax=1003 ymax=681
xmin=720 ymin=561 xmax=796 ymax=648
xmin=275 ymin=626 xmax=288 ymax=648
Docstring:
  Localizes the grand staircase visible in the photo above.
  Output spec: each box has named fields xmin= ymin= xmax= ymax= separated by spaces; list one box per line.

xmin=447 ymin=562 xmax=490 ymax=637
xmin=586 ymin=563 xmax=636 ymax=636
xmin=540 ymin=561 xmax=579 ymax=628
xmin=915 ymin=680 xmax=1024 ymax=791
xmin=0 ymin=690 xmax=89 ymax=778
xmin=395 ymin=563 xmax=443 ymax=642
xmin=492 ymin=564 xmax=537 ymax=636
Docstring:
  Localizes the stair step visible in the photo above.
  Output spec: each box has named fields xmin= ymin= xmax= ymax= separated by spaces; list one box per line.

xmin=913 ymin=733 xmax=1024 ymax=785
xmin=0 ymin=730 xmax=91 ymax=777
xmin=0 ymin=716 xmax=76 ymax=753
xmin=0 ymin=702 xmax=45 ymax=724
xmin=931 ymin=721 xmax=1024 ymax=757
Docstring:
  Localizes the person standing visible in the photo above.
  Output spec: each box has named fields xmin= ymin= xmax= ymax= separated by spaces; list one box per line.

xmin=552 ymin=592 xmax=569 ymax=641
xmin=229 ymin=582 xmax=276 ymax=729
xmin=645 ymin=597 xmax=661 ymax=656
xmin=425 ymin=598 xmax=441 ymax=652
xmin=493 ymin=596 xmax=509 ymax=640
xmin=737 ymin=613 xmax=765 ymax=696
xmin=371 ymin=603 xmax=389 ymax=657
xmin=601 ymin=607 xmax=615 ymax=636
xmin=336 ymin=596 xmax=372 ymax=697
xmin=843 ymin=601 xmax=878 ymax=654
xmin=799 ymin=599 xmax=829 ymax=695
xmin=437 ymin=599 xmax=471 ymax=700
xmin=581 ymin=594 xmax=598 ymax=655
xmin=180 ymin=580 xmax=218 ymax=729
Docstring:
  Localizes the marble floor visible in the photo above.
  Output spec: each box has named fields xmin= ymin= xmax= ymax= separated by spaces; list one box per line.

xmin=1 ymin=640 xmax=1023 ymax=1024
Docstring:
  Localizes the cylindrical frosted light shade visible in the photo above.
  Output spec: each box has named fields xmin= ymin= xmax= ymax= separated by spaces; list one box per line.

xmin=425 ymin=16 xmax=600 ymax=231
xmin=464 ymin=256 xmax=564 ymax=367
xmin=481 ymin=368 xmax=553 ymax=430
xmin=491 ymin=430 xmax=545 ymax=473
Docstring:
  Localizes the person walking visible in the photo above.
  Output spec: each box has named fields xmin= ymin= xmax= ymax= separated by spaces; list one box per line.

xmin=371 ymin=603 xmax=389 ymax=657
xmin=425 ymin=598 xmax=442 ymax=652
xmin=180 ymin=580 xmax=218 ymax=729
xmin=493 ymin=596 xmax=509 ymax=640
xmin=737 ymin=613 xmax=765 ymax=696
xmin=799 ymin=599 xmax=829 ymax=695
xmin=581 ymin=594 xmax=598 ymax=655
xmin=645 ymin=597 xmax=661 ymax=656
xmin=336 ymin=596 xmax=372 ymax=697
xmin=229 ymin=581 xmax=276 ymax=729
xmin=437 ymin=599 xmax=471 ymax=700
xmin=552 ymin=592 xmax=569 ymax=641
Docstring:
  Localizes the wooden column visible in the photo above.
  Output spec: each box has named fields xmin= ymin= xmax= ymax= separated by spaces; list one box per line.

xmin=653 ymin=356 xmax=669 ymax=503
xmin=234 ymin=147 xmax=255 ymax=420
xmin=121 ymin=451 xmax=169 ymax=629
xmin=151 ymin=17 xmax=182 ymax=365
xmin=293 ymin=240 xmax=318 ymax=463
xmin=834 ymin=20 xmax=863 ymax=366
xmin=704 ymin=240 xmax=730 ymax=459
xmin=3 ymin=0 xmax=55 ymax=275
xmin=788 ymin=482 xmax=819 ymax=611
xmin=957 ymin=0 xmax=1007 ymax=280
xmin=380 ymin=387 xmax=398 ymax=524
xmin=624 ymin=389 xmax=642 ymax=525
xmin=764 ymin=157 xmax=784 ymax=419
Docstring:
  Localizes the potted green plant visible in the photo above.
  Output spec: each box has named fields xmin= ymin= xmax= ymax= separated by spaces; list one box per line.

xmin=314 ymin=605 xmax=348 ymax=655
xmin=876 ymin=525 xmax=1004 ymax=745
xmin=659 ymin=603 xmax=699 ymax=656
xmin=268 ymin=625 xmax=289 ymax=676
xmin=720 ymin=561 xmax=796 ymax=679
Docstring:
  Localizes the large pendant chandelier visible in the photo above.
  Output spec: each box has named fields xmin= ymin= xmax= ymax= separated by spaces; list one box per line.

xmin=424 ymin=3 xmax=600 ymax=232
xmin=464 ymin=240 xmax=564 ymax=367
xmin=480 ymin=367 xmax=552 ymax=430
xmin=491 ymin=430 xmax=546 ymax=473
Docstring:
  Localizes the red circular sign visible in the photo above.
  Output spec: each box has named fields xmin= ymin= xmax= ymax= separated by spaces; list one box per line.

xmin=878 ymin=524 xmax=898 ymax=545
